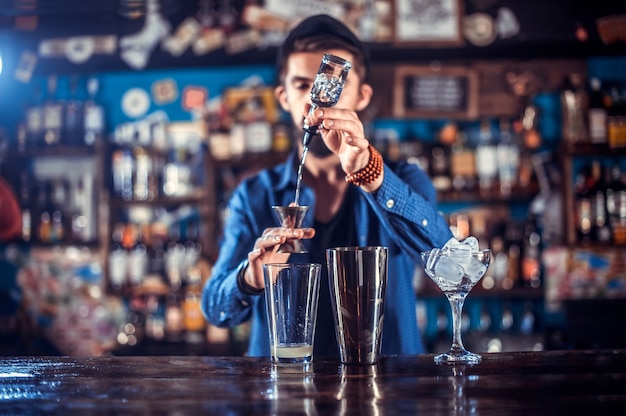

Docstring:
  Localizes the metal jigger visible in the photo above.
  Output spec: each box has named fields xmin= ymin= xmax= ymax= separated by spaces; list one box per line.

xmin=272 ymin=205 xmax=310 ymax=253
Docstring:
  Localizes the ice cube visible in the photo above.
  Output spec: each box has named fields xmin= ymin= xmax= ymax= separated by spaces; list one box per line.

xmin=461 ymin=236 xmax=480 ymax=252
xmin=448 ymin=244 xmax=472 ymax=262
xmin=425 ymin=248 xmax=441 ymax=272
xmin=462 ymin=256 xmax=488 ymax=284
xmin=433 ymin=256 xmax=464 ymax=284
xmin=442 ymin=237 xmax=461 ymax=251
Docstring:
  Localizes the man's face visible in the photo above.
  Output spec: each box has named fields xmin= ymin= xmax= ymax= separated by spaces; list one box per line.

xmin=276 ymin=49 xmax=364 ymax=157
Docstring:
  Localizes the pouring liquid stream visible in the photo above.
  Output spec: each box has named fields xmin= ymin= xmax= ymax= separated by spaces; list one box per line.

xmin=293 ymin=122 xmax=315 ymax=207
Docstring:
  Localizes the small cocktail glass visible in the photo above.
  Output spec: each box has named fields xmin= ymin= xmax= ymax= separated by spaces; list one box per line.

xmin=272 ymin=205 xmax=309 ymax=253
xmin=421 ymin=246 xmax=491 ymax=364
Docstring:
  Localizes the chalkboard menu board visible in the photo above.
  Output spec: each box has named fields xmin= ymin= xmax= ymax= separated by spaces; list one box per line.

xmin=393 ymin=66 xmax=478 ymax=119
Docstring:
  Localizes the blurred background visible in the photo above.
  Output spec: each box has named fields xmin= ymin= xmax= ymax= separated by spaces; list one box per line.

xmin=1 ymin=0 xmax=625 ymax=357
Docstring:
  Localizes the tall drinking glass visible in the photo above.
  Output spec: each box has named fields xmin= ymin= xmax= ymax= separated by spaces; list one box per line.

xmin=263 ymin=263 xmax=321 ymax=364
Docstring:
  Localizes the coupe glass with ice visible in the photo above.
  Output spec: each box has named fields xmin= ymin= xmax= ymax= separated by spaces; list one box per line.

xmin=421 ymin=237 xmax=491 ymax=364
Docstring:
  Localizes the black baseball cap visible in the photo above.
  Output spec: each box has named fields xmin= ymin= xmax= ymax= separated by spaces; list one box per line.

xmin=276 ymin=14 xmax=371 ymax=81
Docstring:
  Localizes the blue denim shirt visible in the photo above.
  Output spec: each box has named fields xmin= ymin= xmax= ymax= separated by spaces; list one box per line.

xmin=201 ymin=151 xmax=452 ymax=357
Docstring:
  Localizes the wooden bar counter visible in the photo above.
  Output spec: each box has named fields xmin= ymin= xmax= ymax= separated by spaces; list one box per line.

xmin=2 ymin=349 xmax=625 ymax=414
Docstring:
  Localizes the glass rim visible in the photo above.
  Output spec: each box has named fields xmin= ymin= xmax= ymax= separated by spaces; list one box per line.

xmin=271 ymin=205 xmax=310 ymax=210
xmin=263 ymin=262 xmax=322 ymax=268
xmin=420 ymin=248 xmax=493 ymax=257
xmin=321 ymin=53 xmax=352 ymax=69
xmin=421 ymin=248 xmax=492 ymax=256
xmin=326 ymin=246 xmax=387 ymax=252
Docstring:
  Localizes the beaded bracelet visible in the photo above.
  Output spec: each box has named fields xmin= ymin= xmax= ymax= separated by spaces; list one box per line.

xmin=345 ymin=144 xmax=384 ymax=186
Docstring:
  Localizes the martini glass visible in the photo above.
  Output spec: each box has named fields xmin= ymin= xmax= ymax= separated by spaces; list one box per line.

xmin=421 ymin=246 xmax=491 ymax=364
xmin=272 ymin=205 xmax=309 ymax=253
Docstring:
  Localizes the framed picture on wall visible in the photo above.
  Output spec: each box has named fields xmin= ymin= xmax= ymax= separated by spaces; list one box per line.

xmin=393 ymin=65 xmax=478 ymax=119
xmin=393 ymin=0 xmax=464 ymax=46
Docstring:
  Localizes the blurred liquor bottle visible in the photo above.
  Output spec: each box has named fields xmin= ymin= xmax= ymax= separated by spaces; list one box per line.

xmin=607 ymin=85 xmax=626 ymax=149
xmin=606 ymin=163 xmax=626 ymax=245
xmin=574 ymin=164 xmax=593 ymax=244
xmin=83 ymin=77 xmax=105 ymax=146
xmin=590 ymin=163 xmax=612 ymax=244
xmin=561 ymin=73 xmax=588 ymax=148
xmin=449 ymin=130 xmax=476 ymax=195
xmin=587 ymin=77 xmax=608 ymax=147
xmin=63 ymin=75 xmax=84 ymax=146
xmin=42 ymin=75 xmax=63 ymax=147
xmin=475 ymin=119 xmax=498 ymax=198
xmin=24 ymin=83 xmax=44 ymax=147
xmin=496 ymin=117 xmax=520 ymax=197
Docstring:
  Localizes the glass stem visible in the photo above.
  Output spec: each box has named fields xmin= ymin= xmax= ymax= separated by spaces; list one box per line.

xmin=447 ymin=292 xmax=468 ymax=351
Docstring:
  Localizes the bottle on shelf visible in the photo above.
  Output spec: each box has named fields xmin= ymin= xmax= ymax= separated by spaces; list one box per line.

xmin=111 ymin=148 xmax=134 ymax=201
xmin=503 ymin=221 xmax=523 ymax=290
xmin=145 ymin=294 xmax=165 ymax=341
xmin=18 ymin=170 xmax=32 ymax=242
xmin=64 ymin=75 xmax=84 ymax=146
xmin=164 ymin=292 xmax=184 ymax=342
xmin=182 ymin=283 xmax=206 ymax=344
xmin=429 ymin=141 xmax=451 ymax=197
xmin=83 ymin=77 xmax=105 ymax=146
xmin=182 ymin=219 xmax=203 ymax=286
xmin=606 ymin=163 xmax=626 ymax=245
xmin=588 ymin=77 xmax=608 ymax=147
xmin=148 ymin=222 xmax=168 ymax=279
xmin=49 ymin=179 xmax=68 ymax=243
xmin=590 ymin=162 xmax=612 ymax=244
xmin=521 ymin=216 xmax=541 ymax=289
xmin=35 ymin=182 xmax=51 ymax=243
xmin=607 ymin=85 xmax=626 ymax=149
xmin=70 ymin=174 xmax=96 ymax=243
xmin=42 ymin=75 xmax=64 ymax=147
xmin=560 ymin=73 xmax=589 ymax=148
xmin=108 ymin=224 xmax=128 ymax=292
xmin=24 ymin=83 xmax=44 ymax=148
xmin=165 ymin=227 xmax=185 ymax=291
xmin=496 ymin=117 xmax=520 ymax=197
xmin=127 ymin=225 xmax=148 ymax=288
xmin=574 ymin=164 xmax=593 ymax=244
xmin=132 ymin=146 xmax=154 ymax=201
xmin=488 ymin=235 xmax=509 ymax=291
xmin=475 ymin=119 xmax=498 ymax=198
xmin=449 ymin=130 xmax=476 ymax=195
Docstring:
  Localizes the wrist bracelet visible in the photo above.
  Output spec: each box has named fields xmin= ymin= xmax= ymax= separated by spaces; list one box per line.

xmin=345 ymin=144 xmax=383 ymax=186
xmin=236 ymin=261 xmax=264 ymax=296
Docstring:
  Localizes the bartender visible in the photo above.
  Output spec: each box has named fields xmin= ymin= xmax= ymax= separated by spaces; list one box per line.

xmin=201 ymin=14 xmax=452 ymax=358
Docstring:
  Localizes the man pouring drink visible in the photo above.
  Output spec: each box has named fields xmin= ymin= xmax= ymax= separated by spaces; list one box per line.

xmin=201 ymin=14 xmax=453 ymax=359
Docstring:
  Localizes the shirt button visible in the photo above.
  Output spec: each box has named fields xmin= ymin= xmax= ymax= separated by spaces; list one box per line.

xmin=386 ymin=199 xmax=395 ymax=209
xmin=219 ymin=311 xmax=227 ymax=320
xmin=421 ymin=219 xmax=428 ymax=227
